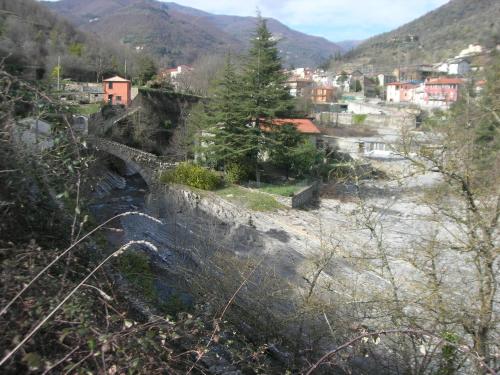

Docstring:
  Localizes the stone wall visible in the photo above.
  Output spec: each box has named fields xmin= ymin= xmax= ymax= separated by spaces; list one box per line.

xmin=243 ymin=182 xmax=319 ymax=208
xmin=291 ymin=181 xmax=320 ymax=208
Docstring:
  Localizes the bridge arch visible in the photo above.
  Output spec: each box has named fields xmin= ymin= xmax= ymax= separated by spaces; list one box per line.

xmin=88 ymin=137 xmax=174 ymax=186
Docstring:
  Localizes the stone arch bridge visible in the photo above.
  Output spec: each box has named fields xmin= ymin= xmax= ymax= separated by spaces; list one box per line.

xmin=88 ymin=137 xmax=176 ymax=186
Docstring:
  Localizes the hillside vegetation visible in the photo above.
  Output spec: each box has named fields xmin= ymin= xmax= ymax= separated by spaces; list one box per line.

xmin=45 ymin=0 xmax=342 ymax=67
xmin=341 ymin=0 xmax=500 ymax=69
xmin=0 ymin=0 xmax=143 ymax=82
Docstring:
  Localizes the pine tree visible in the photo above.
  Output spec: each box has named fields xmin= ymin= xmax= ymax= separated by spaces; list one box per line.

xmin=201 ymin=56 xmax=259 ymax=168
xmin=267 ymin=124 xmax=304 ymax=178
xmin=238 ymin=16 xmax=294 ymax=177
xmin=241 ymin=16 xmax=293 ymax=124
xmin=200 ymin=17 xmax=295 ymax=178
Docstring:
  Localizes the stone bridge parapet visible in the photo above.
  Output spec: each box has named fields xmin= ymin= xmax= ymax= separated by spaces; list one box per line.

xmin=88 ymin=136 xmax=175 ymax=185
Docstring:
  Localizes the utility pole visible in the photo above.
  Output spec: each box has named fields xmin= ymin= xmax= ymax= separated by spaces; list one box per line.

xmin=57 ymin=55 xmax=61 ymax=91
xmin=124 ymin=59 xmax=127 ymax=76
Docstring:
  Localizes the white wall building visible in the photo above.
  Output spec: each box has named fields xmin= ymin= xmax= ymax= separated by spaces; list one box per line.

xmin=386 ymin=83 xmax=400 ymax=103
xmin=436 ymin=58 xmax=470 ymax=76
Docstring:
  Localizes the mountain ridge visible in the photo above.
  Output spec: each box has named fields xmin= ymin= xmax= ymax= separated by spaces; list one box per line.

xmin=340 ymin=0 xmax=500 ymax=69
xmin=44 ymin=0 xmax=343 ymax=68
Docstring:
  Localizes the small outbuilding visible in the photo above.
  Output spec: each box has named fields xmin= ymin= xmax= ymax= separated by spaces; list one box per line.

xmin=103 ymin=76 xmax=131 ymax=106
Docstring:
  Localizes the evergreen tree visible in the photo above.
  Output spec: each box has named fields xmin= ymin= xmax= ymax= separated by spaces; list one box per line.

xmin=202 ymin=56 xmax=259 ymax=168
xmin=137 ymin=56 xmax=157 ymax=85
xmin=237 ymin=16 xmax=294 ymax=176
xmin=350 ymin=79 xmax=362 ymax=92
xmin=241 ymin=16 xmax=293 ymax=124
xmin=268 ymin=124 xmax=304 ymax=178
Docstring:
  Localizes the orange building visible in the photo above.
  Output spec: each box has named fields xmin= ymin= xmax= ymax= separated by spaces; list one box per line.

xmin=311 ymin=87 xmax=335 ymax=103
xmin=103 ymin=76 xmax=131 ymax=106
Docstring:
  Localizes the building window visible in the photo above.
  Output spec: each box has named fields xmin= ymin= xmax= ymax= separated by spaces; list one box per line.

xmin=116 ymin=96 xmax=122 ymax=102
xmin=108 ymin=82 xmax=113 ymax=89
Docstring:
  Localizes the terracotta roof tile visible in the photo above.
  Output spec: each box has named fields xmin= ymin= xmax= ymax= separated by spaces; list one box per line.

xmin=425 ymin=78 xmax=464 ymax=85
xmin=261 ymin=118 xmax=321 ymax=134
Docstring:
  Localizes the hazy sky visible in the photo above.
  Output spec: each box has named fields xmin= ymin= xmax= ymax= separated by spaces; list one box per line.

xmin=43 ymin=0 xmax=450 ymax=41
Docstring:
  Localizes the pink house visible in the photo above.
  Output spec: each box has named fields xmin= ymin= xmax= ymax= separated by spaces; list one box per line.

xmin=424 ymin=77 xmax=463 ymax=107
xmin=103 ymin=76 xmax=131 ymax=106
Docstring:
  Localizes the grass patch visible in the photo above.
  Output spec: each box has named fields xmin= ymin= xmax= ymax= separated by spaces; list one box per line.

xmin=256 ymin=182 xmax=307 ymax=197
xmin=76 ymin=103 xmax=101 ymax=115
xmin=215 ymin=186 xmax=285 ymax=211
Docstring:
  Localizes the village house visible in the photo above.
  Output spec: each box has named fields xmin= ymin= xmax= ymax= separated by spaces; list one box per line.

xmin=423 ymin=77 xmax=463 ymax=107
xmin=377 ymin=73 xmax=397 ymax=87
xmin=386 ymin=81 xmax=421 ymax=103
xmin=435 ymin=57 xmax=470 ymax=76
xmin=260 ymin=118 xmax=322 ymax=147
xmin=394 ymin=65 xmax=434 ymax=81
xmin=332 ymin=69 xmax=364 ymax=93
xmin=311 ymin=70 xmax=334 ymax=87
xmin=289 ymin=67 xmax=314 ymax=79
xmin=103 ymin=76 xmax=131 ymax=106
xmin=286 ymin=77 xmax=314 ymax=97
xmin=160 ymin=65 xmax=193 ymax=80
xmin=311 ymin=86 xmax=335 ymax=103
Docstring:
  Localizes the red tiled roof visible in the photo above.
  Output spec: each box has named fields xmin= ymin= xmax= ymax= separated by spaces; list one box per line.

xmin=260 ymin=118 xmax=321 ymax=134
xmin=386 ymin=81 xmax=419 ymax=86
xmin=426 ymin=78 xmax=464 ymax=85
xmin=103 ymin=75 xmax=130 ymax=82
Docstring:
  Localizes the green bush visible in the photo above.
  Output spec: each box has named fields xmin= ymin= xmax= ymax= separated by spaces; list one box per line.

xmin=225 ymin=163 xmax=252 ymax=184
xmin=352 ymin=114 xmax=367 ymax=125
xmin=161 ymin=162 xmax=221 ymax=190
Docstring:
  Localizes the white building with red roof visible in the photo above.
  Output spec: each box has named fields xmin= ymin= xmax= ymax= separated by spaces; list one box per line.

xmin=260 ymin=118 xmax=321 ymax=147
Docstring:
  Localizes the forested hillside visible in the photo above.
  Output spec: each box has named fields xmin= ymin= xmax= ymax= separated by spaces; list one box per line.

xmin=45 ymin=0 xmax=342 ymax=67
xmin=165 ymin=2 xmax=343 ymax=68
xmin=0 ymin=0 xmax=141 ymax=81
xmin=341 ymin=0 xmax=500 ymax=68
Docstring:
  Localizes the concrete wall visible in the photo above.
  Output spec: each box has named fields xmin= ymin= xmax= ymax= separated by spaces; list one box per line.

xmin=317 ymin=112 xmax=416 ymax=129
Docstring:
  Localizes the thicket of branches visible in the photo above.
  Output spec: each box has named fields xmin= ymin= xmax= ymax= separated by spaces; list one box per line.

xmin=0 ymin=0 xmax=145 ymax=82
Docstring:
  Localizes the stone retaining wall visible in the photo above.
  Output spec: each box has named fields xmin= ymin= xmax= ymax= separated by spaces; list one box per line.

xmin=291 ymin=181 xmax=320 ymax=208
xmin=317 ymin=112 xmax=416 ymax=129
xmin=243 ymin=182 xmax=319 ymax=208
